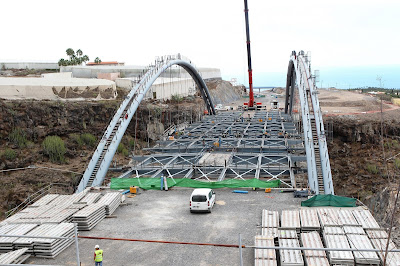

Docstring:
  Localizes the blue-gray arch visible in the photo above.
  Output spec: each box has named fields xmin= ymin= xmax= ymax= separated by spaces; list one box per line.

xmin=76 ymin=58 xmax=215 ymax=192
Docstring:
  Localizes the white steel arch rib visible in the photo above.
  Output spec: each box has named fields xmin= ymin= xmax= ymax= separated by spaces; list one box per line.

xmin=285 ymin=52 xmax=334 ymax=195
xmin=76 ymin=55 xmax=215 ymax=192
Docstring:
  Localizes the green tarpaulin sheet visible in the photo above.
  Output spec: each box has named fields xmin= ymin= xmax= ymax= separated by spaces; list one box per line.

xmin=110 ymin=178 xmax=281 ymax=190
xmin=301 ymin=194 xmax=356 ymax=207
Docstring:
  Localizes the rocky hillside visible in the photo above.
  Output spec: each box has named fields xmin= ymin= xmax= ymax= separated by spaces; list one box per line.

xmin=0 ymin=97 xmax=203 ymax=217
xmin=0 ymin=79 xmax=241 ymax=218
xmin=326 ymin=112 xmax=400 ymax=243
xmin=205 ymin=78 xmax=244 ymax=105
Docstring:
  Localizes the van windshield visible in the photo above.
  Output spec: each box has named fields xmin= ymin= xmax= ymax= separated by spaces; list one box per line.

xmin=192 ymin=195 xmax=207 ymax=202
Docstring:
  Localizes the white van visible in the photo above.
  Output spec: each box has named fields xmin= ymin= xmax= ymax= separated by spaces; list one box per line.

xmin=189 ymin=189 xmax=216 ymax=213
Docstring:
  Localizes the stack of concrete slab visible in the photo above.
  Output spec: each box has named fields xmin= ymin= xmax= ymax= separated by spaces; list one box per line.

xmin=317 ymin=208 xmax=342 ymax=227
xmin=96 ymin=192 xmax=121 ymax=215
xmin=366 ymin=229 xmax=388 ymax=239
xmin=281 ymin=210 xmax=300 ymax=233
xmin=49 ymin=192 xmax=87 ymax=206
xmin=33 ymin=223 xmax=75 ymax=258
xmin=368 ymin=230 xmax=400 ymax=265
xmin=0 ymin=224 xmax=38 ymax=253
xmin=0 ymin=248 xmax=30 ymax=264
xmin=323 ymin=226 xmax=345 ymax=237
xmin=261 ymin=210 xmax=279 ymax=238
xmin=343 ymin=225 xmax=365 ymax=235
xmin=351 ymin=209 xmax=380 ymax=229
xmin=346 ymin=234 xmax=380 ymax=265
xmin=278 ymin=230 xmax=297 ymax=240
xmin=300 ymin=231 xmax=329 ymax=266
xmin=45 ymin=206 xmax=82 ymax=224
xmin=31 ymin=194 xmax=59 ymax=206
xmin=323 ymin=234 xmax=354 ymax=265
xmin=72 ymin=203 xmax=106 ymax=230
xmin=338 ymin=209 xmax=359 ymax=226
xmin=13 ymin=224 xmax=56 ymax=252
xmin=2 ymin=192 xmax=122 ymax=228
xmin=278 ymin=238 xmax=304 ymax=266
xmin=299 ymin=209 xmax=320 ymax=232
xmin=79 ymin=193 xmax=101 ymax=204
xmin=254 ymin=235 xmax=277 ymax=265
xmin=0 ymin=224 xmax=18 ymax=236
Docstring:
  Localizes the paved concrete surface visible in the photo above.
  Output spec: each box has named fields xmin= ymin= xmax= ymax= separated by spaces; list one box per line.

xmin=28 ymin=188 xmax=302 ymax=266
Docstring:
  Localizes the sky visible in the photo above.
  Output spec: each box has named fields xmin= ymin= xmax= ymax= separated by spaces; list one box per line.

xmin=1 ymin=0 xmax=399 ymax=88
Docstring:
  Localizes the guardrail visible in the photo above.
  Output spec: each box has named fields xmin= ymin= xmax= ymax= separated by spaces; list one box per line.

xmin=4 ymin=183 xmax=71 ymax=218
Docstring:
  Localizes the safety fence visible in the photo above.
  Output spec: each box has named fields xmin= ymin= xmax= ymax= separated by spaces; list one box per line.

xmin=110 ymin=177 xmax=281 ymax=190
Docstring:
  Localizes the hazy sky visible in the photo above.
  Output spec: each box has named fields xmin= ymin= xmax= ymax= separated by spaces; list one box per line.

xmin=1 ymin=0 xmax=399 ymax=87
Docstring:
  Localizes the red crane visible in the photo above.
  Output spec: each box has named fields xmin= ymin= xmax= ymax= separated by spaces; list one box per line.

xmin=243 ymin=0 xmax=254 ymax=108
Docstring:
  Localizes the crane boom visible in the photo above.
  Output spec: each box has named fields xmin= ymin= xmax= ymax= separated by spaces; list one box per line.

xmin=244 ymin=0 xmax=254 ymax=108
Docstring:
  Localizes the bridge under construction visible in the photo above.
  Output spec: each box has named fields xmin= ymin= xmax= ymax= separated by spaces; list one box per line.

xmin=76 ymin=51 xmax=334 ymax=195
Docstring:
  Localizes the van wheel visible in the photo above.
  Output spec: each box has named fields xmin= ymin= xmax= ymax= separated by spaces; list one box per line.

xmin=208 ymin=208 xmax=212 ymax=213
xmin=190 ymin=210 xmax=193 ymax=213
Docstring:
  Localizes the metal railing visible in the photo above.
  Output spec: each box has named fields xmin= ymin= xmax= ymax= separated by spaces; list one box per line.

xmin=4 ymin=183 xmax=71 ymax=218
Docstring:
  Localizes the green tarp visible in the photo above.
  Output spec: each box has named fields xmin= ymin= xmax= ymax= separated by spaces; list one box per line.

xmin=110 ymin=178 xmax=281 ymax=190
xmin=301 ymin=194 xmax=356 ymax=207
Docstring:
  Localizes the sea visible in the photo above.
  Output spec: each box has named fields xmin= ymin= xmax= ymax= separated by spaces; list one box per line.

xmin=227 ymin=65 xmax=400 ymax=90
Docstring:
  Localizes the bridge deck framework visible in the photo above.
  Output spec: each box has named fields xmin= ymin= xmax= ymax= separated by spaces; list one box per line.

xmin=120 ymin=110 xmax=308 ymax=189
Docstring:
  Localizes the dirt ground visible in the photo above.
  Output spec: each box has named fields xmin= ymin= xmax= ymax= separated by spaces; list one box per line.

xmin=318 ymin=88 xmax=400 ymax=115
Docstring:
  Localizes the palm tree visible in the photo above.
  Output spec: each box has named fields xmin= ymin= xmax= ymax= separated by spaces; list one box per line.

xmin=94 ymin=57 xmax=102 ymax=64
xmin=76 ymin=49 xmax=83 ymax=57
xmin=66 ymin=48 xmax=75 ymax=59
xmin=58 ymin=58 xmax=65 ymax=66
xmin=82 ymin=55 xmax=89 ymax=64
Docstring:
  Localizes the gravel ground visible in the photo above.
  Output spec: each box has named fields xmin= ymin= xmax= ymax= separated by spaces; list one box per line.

xmin=28 ymin=188 xmax=302 ymax=266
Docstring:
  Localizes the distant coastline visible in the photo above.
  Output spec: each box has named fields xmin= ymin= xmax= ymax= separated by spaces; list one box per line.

xmin=226 ymin=64 xmax=400 ymax=90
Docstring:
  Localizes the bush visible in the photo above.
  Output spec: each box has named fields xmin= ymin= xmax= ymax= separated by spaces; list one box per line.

xmin=9 ymin=128 xmax=28 ymax=148
xmin=395 ymin=159 xmax=400 ymax=169
xmin=42 ymin=136 xmax=66 ymax=163
xmin=366 ymin=164 xmax=379 ymax=174
xmin=69 ymin=133 xmax=83 ymax=147
xmin=117 ymin=143 xmax=129 ymax=157
xmin=121 ymin=148 xmax=129 ymax=157
xmin=117 ymin=143 xmax=125 ymax=153
xmin=80 ymin=133 xmax=96 ymax=147
xmin=171 ymin=94 xmax=183 ymax=103
xmin=3 ymin=148 xmax=17 ymax=160
xmin=69 ymin=133 xmax=97 ymax=148
xmin=128 ymin=139 xmax=135 ymax=149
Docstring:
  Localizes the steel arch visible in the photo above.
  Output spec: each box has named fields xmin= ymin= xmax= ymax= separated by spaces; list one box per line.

xmin=76 ymin=56 xmax=215 ymax=192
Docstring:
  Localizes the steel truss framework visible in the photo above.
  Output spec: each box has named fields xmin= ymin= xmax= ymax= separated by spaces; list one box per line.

xmin=120 ymin=111 xmax=307 ymax=189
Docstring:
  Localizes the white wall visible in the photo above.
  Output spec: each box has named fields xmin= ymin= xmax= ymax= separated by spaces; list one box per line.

xmin=41 ymin=72 xmax=73 ymax=79
xmin=61 ymin=65 xmax=222 ymax=80
xmin=1 ymin=62 xmax=59 ymax=70
xmin=116 ymin=77 xmax=196 ymax=101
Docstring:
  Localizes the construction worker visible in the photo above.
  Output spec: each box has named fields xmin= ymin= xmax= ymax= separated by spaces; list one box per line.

xmin=94 ymin=245 xmax=103 ymax=266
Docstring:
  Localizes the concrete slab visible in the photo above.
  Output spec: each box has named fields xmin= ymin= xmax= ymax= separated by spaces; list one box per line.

xmin=198 ymin=153 xmax=231 ymax=166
